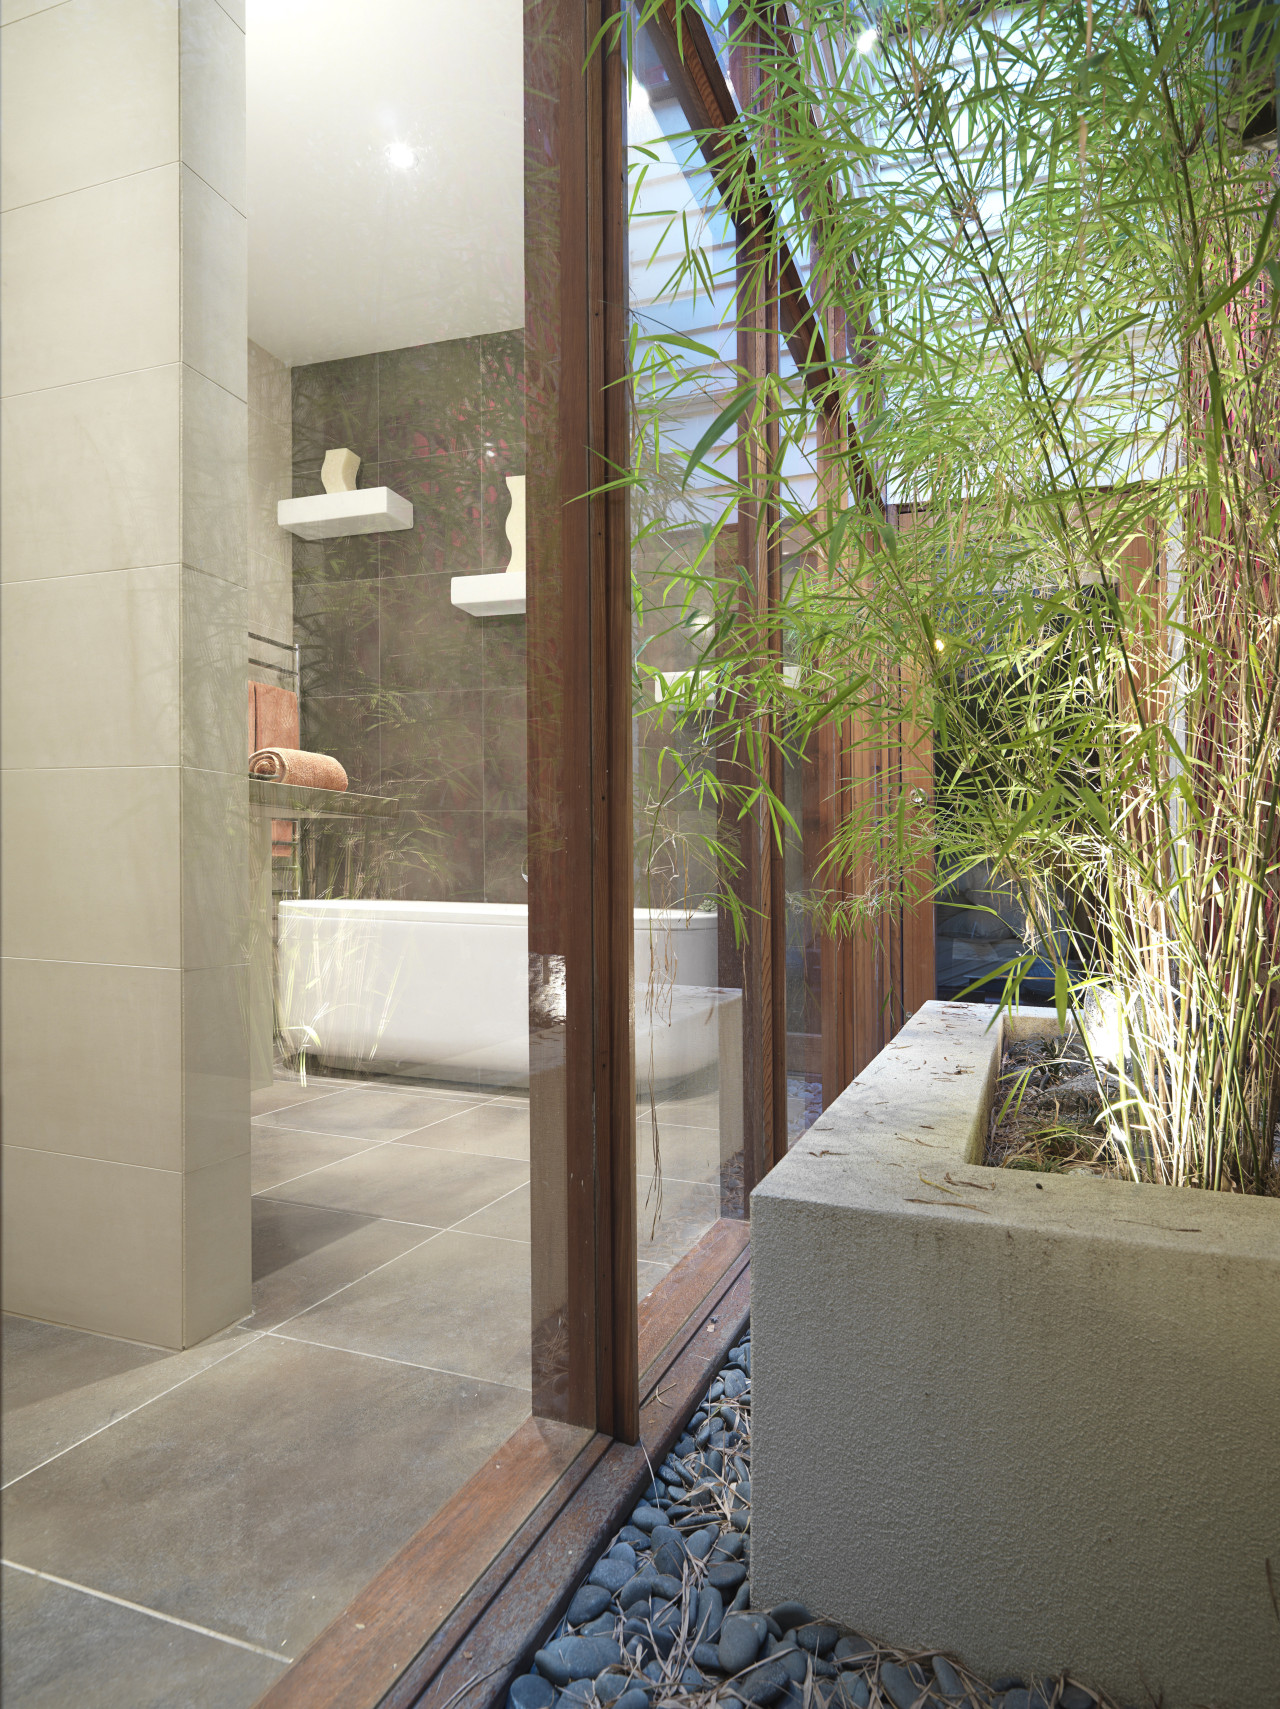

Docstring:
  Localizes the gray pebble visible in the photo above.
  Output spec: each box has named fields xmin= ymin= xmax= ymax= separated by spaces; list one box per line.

xmin=729 ymin=1580 xmax=751 ymax=1612
xmin=616 ymin=1526 xmax=649 ymax=1550
xmin=998 ymin=1694 xmax=1032 ymax=1709
xmin=1060 ymin=1690 xmax=1096 ymax=1709
xmin=607 ymin=1542 xmax=637 ymax=1570
xmin=695 ymin=1584 xmax=725 ymax=1641
xmin=767 ymin=1602 xmax=812 ymax=1632
xmin=509 ymin=1675 xmax=556 ymax=1709
xmin=834 ymin=1635 xmax=875 ymax=1666
xmin=567 ymin=1585 xmax=611 ymax=1626
xmin=613 ymin=1694 xmax=649 ymax=1709
xmin=708 ymin=1561 xmax=747 ymax=1592
xmin=826 ymin=1677 xmax=871 ymax=1709
xmin=687 ymin=1525 xmax=718 ymax=1561
xmin=629 ymin=1504 xmax=664 ymax=1532
xmin=680 ymin=1667 xmax=708 ymax=1688
xmin=556 ymin=1683 xmax=595 ymax=1709
xmin=588 ymin=1558 xmax=633 ymax=1593
xmin=580 ymin=1614 xmax=616 ymax=1637
xmin=794 ymin=1622 xmax=838 ymax=1656
xmin=593 ymin=1673 xmax=632 ymax=1704
xmin=880 ymin=1662 xmax=927 ymax=1709
xmin=712 ymin=1532 xmax=746 ymax=1562
xmin=931 ymin=1657 xmax=966 ymax=1699
xmin=534 ymin=1636 xmax=624 ymax=1686
xmin=728 ymin=1658 xmax=790 ymax=1706
xmin=723 ymin=1369 xmax=749 ymax=1398
xmin=694 ymin=1641 xmax=726 ymax=1672
xmin=719 ymin=1612 xmax=768 ymax=1672
xmin=653 ymin=1542 xmax=685 ymax=1579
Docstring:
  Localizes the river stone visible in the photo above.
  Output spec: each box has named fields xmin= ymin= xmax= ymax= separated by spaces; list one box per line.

xmin=825 ymin=1677 xmax=872 ymax=1709
xmin=581 ymin=1613 xmax=616 ymax=1637
xmin=613 ymin=1693 xmax=649 ymax=1709
xmin=834 ymin=1636 xmax=875 ymax=1667
xmin=618 ymin=1570 xmax=675 ymax=1610
xmin=998 ymin=1694 xmax=1032 ymax=1709
xmin=588 ymin=1558 xmax=633 ymax=1593
xmin=535 ymin=1636 xmax=624 ymax=1686
xmin=607 ymin=1542 xmax=637 ymax=1570
xmin=766 ymin=1602 xmax=811 ymax=1632
xmin=687 ymin=1526 xmax=718 ymax=1561
xmin=794 ymin=1622 xmax=838 ymax=1656
xmin=719 ymin=1613 xmax=768 ymax=1673
xmin=728 ymin=1658 xmax=790 ymax=1706
xmin=765 ymin=1638 xmax=806 ymax=1684
xmin=931 ymin=1657 xmax=966 ymax=1699
xmin=567 ymin=1585 xmax=611 ymax=1626
xmin=630 ymin=1504 xmax=665 ymax=1532
xmin=712 ymin=1532 xmax=746 ymax=1561
xmin=557 ymin=1682 xmax=595 ymax=1709
xmin=508 ymin=1675 xmax=556 ymax=1709
xmin=593 ymin=1676 xmax=633 ymax=1706
xmin=880 ymin=1662 xmax=929 ymax=1709
xmin=1060 ymin=1690 xmax=1095 ymax=1709
xmin=722 ymin=1368 xmax=749 ymax=1398
xmin=708 ymin=1561 xmax=747 ymax=1592
xmin=695 ymin=1585 xmax=724 ymax=1641
xmin=694 ymin=1642 xmax=725 ymax=1672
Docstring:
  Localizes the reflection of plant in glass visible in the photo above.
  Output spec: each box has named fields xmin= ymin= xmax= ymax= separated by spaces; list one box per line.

xmin=615 ymin=0 xmax=1280 ymax=1194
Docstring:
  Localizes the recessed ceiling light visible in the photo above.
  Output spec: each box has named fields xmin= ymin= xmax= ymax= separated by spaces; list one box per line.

xmin=386 ymin=142 xmax=416 ymax=170
xmin=855 ymin=26 xmax=878 ymax=54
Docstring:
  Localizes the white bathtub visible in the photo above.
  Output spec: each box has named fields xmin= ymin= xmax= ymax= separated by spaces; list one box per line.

xmin=276 ymin=898 xmax=732 ymax=1087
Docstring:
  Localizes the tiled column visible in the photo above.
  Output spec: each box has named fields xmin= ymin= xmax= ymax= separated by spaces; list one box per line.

xmin=0 ymin=0 xmax=250 ymax=1348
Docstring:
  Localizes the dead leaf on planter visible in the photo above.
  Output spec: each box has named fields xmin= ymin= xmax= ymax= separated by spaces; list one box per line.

xmin=945 ymin=1171 xmax=994 ymax=1191
xmin=905 ymin=1196 xmax=991 ymax=1213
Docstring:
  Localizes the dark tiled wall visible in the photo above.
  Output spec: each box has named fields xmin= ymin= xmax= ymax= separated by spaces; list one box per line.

xmin=292 ymin=331 xmax=526 ymax=903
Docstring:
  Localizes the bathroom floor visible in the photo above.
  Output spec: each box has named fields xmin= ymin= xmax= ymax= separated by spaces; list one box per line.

xmin=1 ymin=1074 xmax=722 ymax=1709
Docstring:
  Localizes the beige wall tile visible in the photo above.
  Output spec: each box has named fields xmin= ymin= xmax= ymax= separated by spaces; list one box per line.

xmin=182 ymin=365 xmax=247 ymax=583
xmin=180 ymin=166 xmax=246 ymax=400
xmin=0 ymin=367 xmax=182 ymax=583
xmin=183 ymin=960 xmax=249 ymax=1171
xmin=1 ymin=166 xmax=180 ymax=396
xmin=0 ymin=767 xmax=181 ymax=965
xmin=248 ymin=338 xmax=290 ymax=427
xmin=180 ymin=0 xmax=244 ymax=214
xmin=182 ymin=565 xmax=246 ymax=774
xmin=1 ymin=0 xmax=71 ymax=23
xmin=181 ymin=766 xmax=249 ymax=970
xmin=183 ymin=1149 xmax=251 ymax=1342
xmin=247 ymin=556 xmax=293 ymax=648
xmin=0 ymin=0 xmax=179 ymax=214
xmin=210 ymin=0 xmax=243 ymax=30
xmin=1 ymin=1145 xmax=184 ymax=1346
xmin=1 ymin=566 xmax=181 ymax=770
xmin=1 ymin=958 xmax=184 ymax=1170
xmin=248 ymin=408 xmax=293 ymax=570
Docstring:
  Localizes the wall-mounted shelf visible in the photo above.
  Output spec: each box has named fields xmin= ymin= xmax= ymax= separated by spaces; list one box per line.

xmin=249 ymin=779 xmax=400 ymax=819
xmin=450 ymin=570 xmax=526 ymax=616
xmin=277 ymin=488 xmax=413 ymax=540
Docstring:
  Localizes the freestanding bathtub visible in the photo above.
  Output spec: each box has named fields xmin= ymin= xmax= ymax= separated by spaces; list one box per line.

xmin=276 ymin=898 xmax=733 ymax=1087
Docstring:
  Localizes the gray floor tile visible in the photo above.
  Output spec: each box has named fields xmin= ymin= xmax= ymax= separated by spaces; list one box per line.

xmin=259 ymin=1141 xmax=527 ymax=1227
xmin=0 ymin=1335 xmax=529 ymax=1658
xmin=638 ymin=1259 xmax=672 ymax=1301
xmin=453 ymin=1182 xmax=529 ymax=1242
xmin=245 ymin=1198 xmax=437 ymax=1332
xmin=279 ymin=1229 xmax=533 ymax=1388
xmin=0 ymin=1564 xmax=286 ymax=1709
xmin=250 ymin=1077 xmax=358 ymax=1119
xmin=1 ymin=1316 xmax=257 ymax=1488
xmin=636 ymin=1176 xmax=719 ymax=1267
xmin=637 ymin=1119 xmax=719 ymax=1185
xmin=254 ymin=1084 xmax=488 ymax=1140
xmin=250 ymin=1125 xmax=385 ymax=1194
xmin=399 ymin=1099 xmax=530 ymax=1161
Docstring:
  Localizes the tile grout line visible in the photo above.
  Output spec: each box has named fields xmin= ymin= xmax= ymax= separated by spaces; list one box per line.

xmin=252 ymin=1135 xmax=403 ymax=1196
xmin=1 ymin=1559 xmax=292 ymax=1664
xmin=0 ymin=1333 xmax=268 ymax=1492
xmin=264 ymin=1329 xmax=532 ymax=1393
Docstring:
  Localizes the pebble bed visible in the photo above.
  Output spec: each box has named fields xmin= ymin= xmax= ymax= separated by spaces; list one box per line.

xmin=508 ymin=1329 xmax=1120 ymax=1709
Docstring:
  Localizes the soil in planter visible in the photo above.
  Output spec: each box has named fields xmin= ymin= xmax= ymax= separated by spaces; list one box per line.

xmin=985 ymin=1034 xmax=1119 ymax=1177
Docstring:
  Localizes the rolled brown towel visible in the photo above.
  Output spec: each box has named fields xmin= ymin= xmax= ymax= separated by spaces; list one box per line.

xmin=249 ymin=748 xmax=349 ymax=791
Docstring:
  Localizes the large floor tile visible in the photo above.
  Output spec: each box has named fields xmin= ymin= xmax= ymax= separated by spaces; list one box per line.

xmin=250 ymin=1124 xmax=383 ymax=1194
xmin=279 ymin=1229 xmax=532 ymax=1389
xmin=453 ymin=1182 xmax=529 ymax=1242
xmin=255 ymin=1084 xmax=486 ymax=1141
xmin=649 ymin=1087 xmax=720 ymax=1130
xmin=245 ymin=1197 xmax=434 ymax=1332
xmin=639 ymin=1119 xmax=719 ymax=1186
xmin=1 ymin=1316 xmax=256 ymax=1487
xmin=260 ymin=1141 xmax=527 ymax=1227
xmin=0 ymin=1564 xmax=286 ymax=1709
xmin=638 ymin=1259 xmax=671 ymax=1300
xmin=0 ymin=1335 xmax=529 ymax=1658
xmin=400 ymin=1099 xmax=530 ymax=1161
xmin=249 ymin=1077 xmax=358 ymax=1118
xmin=636 ymin=1176 xmax=719 ymax=1268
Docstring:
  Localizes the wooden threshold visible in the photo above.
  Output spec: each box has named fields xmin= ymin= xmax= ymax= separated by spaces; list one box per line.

xmin=253 ymin=1220 xmax=751 ymax=1709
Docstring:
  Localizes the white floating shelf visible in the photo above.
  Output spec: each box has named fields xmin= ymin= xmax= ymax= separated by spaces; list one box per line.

xmin=277 ymin=488 xmax=413 ymax=540
xmin=450 ymin=571 xmax=526 ymax=617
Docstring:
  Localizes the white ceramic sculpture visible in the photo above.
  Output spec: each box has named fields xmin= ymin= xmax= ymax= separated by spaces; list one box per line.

xmin=321 ymin=447 xmax=361 ymax=494
xmin=503 ymin=474 xmax=526 ymax=574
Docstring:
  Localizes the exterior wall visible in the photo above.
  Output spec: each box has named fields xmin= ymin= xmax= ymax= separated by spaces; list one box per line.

xmin=291 ymin=331 xmax=526 ymax=903
xmin=0 ymin=0 xmax=251 ymax=1348
xmin=750 ymin=1002 xmax=1280 ymax=1709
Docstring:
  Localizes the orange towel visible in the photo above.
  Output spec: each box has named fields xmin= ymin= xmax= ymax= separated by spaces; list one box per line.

xmin=250 ymin=748 xmax=349 ymax=792
xmin=248 ymin=681 xmax=303 ymax=853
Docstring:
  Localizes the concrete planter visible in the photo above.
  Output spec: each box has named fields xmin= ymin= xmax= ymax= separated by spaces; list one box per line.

xmin=751 ymin=1001 xmax=1280 ymax=1709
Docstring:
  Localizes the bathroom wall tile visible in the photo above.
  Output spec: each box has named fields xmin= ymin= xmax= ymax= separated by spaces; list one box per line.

xmin=0 ymin=0 xmax=179 ymax=213
xmin=484 ymin=810 xmax=529 ymax=905
xmin=1 ymin=366 xmax=182 ymax=583
xmin=181 ymin=766 xmax=249 ymax=969
xmin=249 ymin=338 xmax=291 ymax=428
xmin=1 ymin=165 xmax=180 ymax=396
xmin=181 ymin=364 xmax=247 ymax=583
xmin=183 ymin=961 xmax=249 ymax=1172
xmin=247 ymin=554 xmax=293 ymax=649
xmin=379 ymin=338 xmax=484 ymax=461
xmin=482 ymin=611 xmax=527 ymax=691
xmin=183 ymin=1149 xmax=251 ymax=1343
xmin=478 ymin=328 xmax=526 ymax=453
xmin=292 ymin=355 xmax=379 ymax=481
xmin=180 ymin=165 xmax=247 ymax=400
xmin=377 ymin=455 xmax=484 ymax=578
xmin=1 ymin=1146 xmax=183 ymax=1346
xmin=0 ymin=566 xmax=180 ymax=770
xmin=298 ymin=695 xmax=381 ymax=797
xmin=0 ymin=958 xmax=184 ymax=1171
xmin=1 ymin=767 xmax=181 ymax=965
xmin=379 ymin=573 xmax=479 ymax=694
xmin=381 ymin=810 xmax=484 ymax=903
xmin=294 ymin=574 xmax=379 ymax=696
xmin=211 ymin=0 xmax=243 ymax=27
xmin=482 ymin=689 xmax=527 ymax=813
xmin=379 ymin=691 xmax=484 ymax=813
xmin=248 ymin=407 xmax=293 ymax=570
xmin=180 ymin=0 xmax=245 ymax=213
xmin=182 ymin=564 xmax=246 ymax=773
xmin=1 ymin=0 xmax=75 ymax=23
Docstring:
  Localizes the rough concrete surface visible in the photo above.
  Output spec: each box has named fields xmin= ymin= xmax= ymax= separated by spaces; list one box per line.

xmin=751 ymin=1001 xmax=1280 ymax=1709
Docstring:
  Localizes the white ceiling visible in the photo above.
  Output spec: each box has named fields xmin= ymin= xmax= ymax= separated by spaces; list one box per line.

xmin=246 ymin=0 xmax=523 ymax=366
